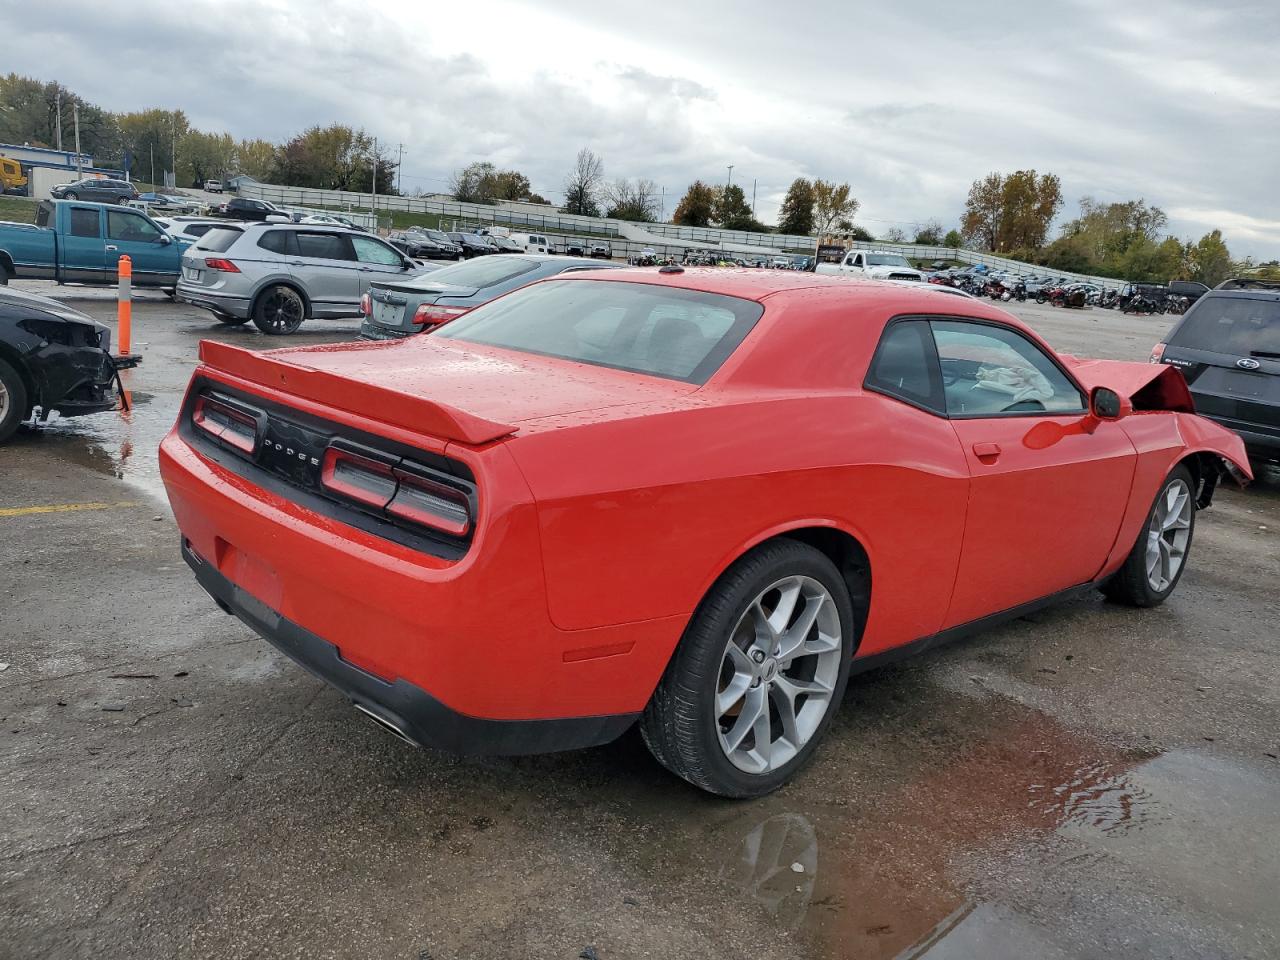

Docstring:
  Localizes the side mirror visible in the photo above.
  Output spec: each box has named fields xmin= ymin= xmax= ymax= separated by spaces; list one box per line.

xmin=159 ymin=234 xmax=172 ymax=245
xmin=1090 ymin=386 xmax=1127 ymax=421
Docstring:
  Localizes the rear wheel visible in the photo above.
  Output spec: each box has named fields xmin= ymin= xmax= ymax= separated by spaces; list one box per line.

xmin=64 ymin=191 xmax=79 ymax=200
xmin=641 ymin=539 xmax=855 ymax=798
xmin=1102 ymin=465 xmax=1196 ymax=607
xmin=0 ymin=357 xmax=29 ymax=444
xmin=252 ymin=285 xmax=305 ymax=335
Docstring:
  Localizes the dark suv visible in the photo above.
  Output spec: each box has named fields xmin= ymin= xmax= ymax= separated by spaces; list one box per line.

xmin=220 ymin=197 xmax=287 ymax=221
xmin=50 ymin=178 xmax=139 ymax=205
xmin=1153 ymin=279 xmax=1280 ymax=467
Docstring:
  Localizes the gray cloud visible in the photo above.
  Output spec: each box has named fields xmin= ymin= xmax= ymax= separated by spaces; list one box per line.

xmin=3 ymin=0 xmax=1276 ymax=256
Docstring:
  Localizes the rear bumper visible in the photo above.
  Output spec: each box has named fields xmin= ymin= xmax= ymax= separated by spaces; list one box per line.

xmin=177 ymin=284 xmax=252 ymax=318
xmin=357 ymin=320 xmax=411 ymax=341
xmin=182 ymin=539 xmax=637 ymax=754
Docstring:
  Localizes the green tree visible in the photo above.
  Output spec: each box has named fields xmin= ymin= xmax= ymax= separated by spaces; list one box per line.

xmin=812 ymin=180 xmax=858 ymax=238
xmin=776 ymin=177 xmax=815 ymax=235
xmin=118 ymin=108 xmax=190 ymax=183
xmin=672 ymin=180 xmax=716 ymax=227
xmin=1058 ymin=197 xmax=1168 ymax=268
xmin=271 ymin=124 xmax=394 ymax=193
xmin=1190 ymin=230 xmax=1232 ymax=286
xmin=451 ymin=161 xmax=498 ymax=202
xmin=713 ymin=184 xmax=760 ymax=230
xmin=1040 ymin=235 xmax=1093 ymax=273
xmin=178 ymin=130 xmax=235 ymax=187
xmin=562 ymin=147 xmax=604 ymax=217
xmin=914 ymin=220 xmax=944 ymax=245
xmin=235 ymin=138 xmax=277 ymax=180
xmin=943 ymin=229 xmax=963 ymax=248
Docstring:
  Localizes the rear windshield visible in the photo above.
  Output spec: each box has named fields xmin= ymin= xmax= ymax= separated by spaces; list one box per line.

xmin=403 ymin=257 xmax=536 ymax=290
xmin=1169 ymin=296 xmax=1280 ymax=355
xmin=193 ymin=227 xmax=244 ymax=253
xmin=435 ymin=279 xmax=765 ymax=384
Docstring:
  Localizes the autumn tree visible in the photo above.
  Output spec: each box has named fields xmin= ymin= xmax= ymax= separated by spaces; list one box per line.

xmin=118 ymin=109 xmax=190 ymax=183
xmin=604 ymin=178 xmax=661 ymax=221
xmin=812 ymin=180 xmax=859 ymax=239
xmin=235 ymin=138 xmax=277 ymax=180
xmin=776 ymin=178 xmax=815 ymax=235
xmin=881 ymin=227 xmax=908 ymax=243
xmin=562 ymin=147 xmax=604 ymax=217
xmin=961 ymin=170 xmax=1062 ymax=251
xmin=672 ymin=180 xmax=716 ymax=226
xmin=271 ymin=125 xmax=394 ymax=193
xmin=1190 ymin=230 xmax=1232 ymax=286
xmin=178 ymin=130 xmax=235 ymax=187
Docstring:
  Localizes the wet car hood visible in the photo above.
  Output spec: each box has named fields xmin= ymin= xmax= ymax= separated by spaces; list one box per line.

xmin=0 ymin=287 xmax=107 ymax=333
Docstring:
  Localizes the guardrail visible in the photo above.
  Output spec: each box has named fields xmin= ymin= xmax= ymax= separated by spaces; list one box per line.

xmin=842 ymin=241 xmax=1121 ymax=289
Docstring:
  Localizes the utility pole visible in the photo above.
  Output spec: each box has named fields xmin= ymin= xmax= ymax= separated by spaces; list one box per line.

xmin=727 ymin=164 xmax=734 ymax=190
xmin=55 ymin=91 xmax=62 ymax=152
xmin=396 ymin=143 xmax=405 ymax=194
xmin=73 ymin=104 xmax=82 ymax=177
xmin=150 ymin=144 xmax=154 ymax=185
xmin=371 ymin=137 xmax=378 ymax=221
xmin=752 ymin=179 xmax=757 ymax=217
xmin=660 ymin=185 xmax=665 ymax=222
xmin=171 ymin=118 xmax=177 ymax=188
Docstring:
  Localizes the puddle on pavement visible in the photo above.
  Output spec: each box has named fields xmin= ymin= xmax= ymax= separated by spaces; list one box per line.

xmin=573 ymin=677 xmax=1280 ymax=959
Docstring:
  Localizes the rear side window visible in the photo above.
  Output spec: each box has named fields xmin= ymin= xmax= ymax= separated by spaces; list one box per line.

xmin=404 ymin=257 xmax=536 ymax=290
xmin=69 ymin=208 xmax=99 ymax=238
xmin=865 ymin=320 xmax=944 ymax=412
xmin=257 ymin=230 xmax=293 ymax=254
xmin=295 ymin=232 xmax=353 ymax=261
xmin=1168 ymin=296 xmax=1280 ymax=356
xmin=194 ymin=227 xmax=244 ymax=253
xmin=435 ymin=280 xmax=764 ymax=384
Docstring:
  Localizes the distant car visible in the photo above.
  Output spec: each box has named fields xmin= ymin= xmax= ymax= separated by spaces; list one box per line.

xmin=590 ymin=242 xmax=613 ymax=260
xmin=152 ymin=216 xmax=228 ymax=246
xmin=490 ymin=235 xmax=524 ymax=254
xmin=404 ymin=228 xmax=463 ymax=259
xmin=509 ymin=232 xmax=551 ymax=254
xmin=359 ymin=254 xmax=621 ymax=340
xmin=1152 ymin=279 xmax=1280 ymax=469
xmin=565 ymin=238 xmax=588 ymax=257
xmin=204 ymin=180 xmax=224 ymax=194
xmin=139 ymin=193 xmax=202 ymax=213
xmin=447 ymin=232 xmax=495 ymax=259
xmin=0 ymin=286 xmax=139 ymax=443
xmin=176 ymin=222 xmax=421 ymax=334
xmin=300 ymin=214 xmax=348 ymax=226
xmin=50 ymin=178 xmax=139 ymax=205
xmin=220 ymin=197 xmax=287 ymax=222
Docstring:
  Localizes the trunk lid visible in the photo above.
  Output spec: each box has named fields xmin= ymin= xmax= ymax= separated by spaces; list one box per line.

xmin=199 ymin=337 xmax=695 ymax=444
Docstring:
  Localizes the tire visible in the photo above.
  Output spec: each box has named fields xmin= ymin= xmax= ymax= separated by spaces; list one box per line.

xmin=0 ymin=265 xmax=9 ymax=285
xmin=118 ymin=196 xmax=131 ymax=205
xmin=64 ymin=191 xmax=78 ymax=200
xmin=1036 ymin=293 xmax=1047 ymax=304
xmin=252 ymin=285 xmax=306 ymax=335
xmin=1102 ymin=464 xmax=1196 ymax=608
xmin=215 ymin=314 xmax=251 ymax=326
xmin=640 ymin=538 xmax=856 ymax=798
xmin=0 ymin=356 xmax=29 ymax=445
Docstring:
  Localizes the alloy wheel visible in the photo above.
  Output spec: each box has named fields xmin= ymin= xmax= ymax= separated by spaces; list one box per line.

xmin=261 ymin=289 xmax=303 ymax=333
xmin=0 ymin=377 xmax=8 ymax=420
xmin=1146 ymin=478 xmax=1192 ymax=592
xmin=716 ymin=576 xmax=842 ymax=774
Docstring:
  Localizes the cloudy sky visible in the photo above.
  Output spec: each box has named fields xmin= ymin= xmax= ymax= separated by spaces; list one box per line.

xmin=5 ymin=0 xmax=1278 ymax=256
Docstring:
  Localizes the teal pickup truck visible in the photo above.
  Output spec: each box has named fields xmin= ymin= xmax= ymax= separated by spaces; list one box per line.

xmin=0 ymin=200 xmax=190 ymax=288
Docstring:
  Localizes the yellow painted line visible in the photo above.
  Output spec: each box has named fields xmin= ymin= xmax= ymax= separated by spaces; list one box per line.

xmin=0 ymin=500 xmax=141 ymax=518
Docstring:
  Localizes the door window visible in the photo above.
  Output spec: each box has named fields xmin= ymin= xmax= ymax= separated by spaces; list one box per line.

xmin=107 ymin=210 xmax=163 ymax=243
xmin=351 ymin=236 xmax=403 ymax=266
xmin=864 ymin=319 xmax=945 ymax=412
xmin=69 ymin=208 xmax=100 ymax=238
xmin=295 ymin=232 xmax=353 ymax=261
xmin=930 ymin=320 xmax=1085 ymax=416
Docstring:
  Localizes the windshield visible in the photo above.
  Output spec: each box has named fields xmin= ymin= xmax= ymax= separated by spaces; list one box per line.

xmin=867 ymin=254 xmax=911 ymax=267
xmin=1169 ymin=296 xmax=1280 ymax=355
xmin=401 ymin=256 xmax=537 ymax=290
xmin=435 ymin=279 xmax=764 ymax=384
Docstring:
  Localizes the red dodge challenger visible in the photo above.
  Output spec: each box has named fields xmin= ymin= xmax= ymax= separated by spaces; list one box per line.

xmin=160 ymin=269 xmax=1251 ymax=797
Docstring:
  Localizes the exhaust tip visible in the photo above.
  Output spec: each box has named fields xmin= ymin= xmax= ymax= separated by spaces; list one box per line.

xmin=353 ymin=702 xmax=417 ymax=747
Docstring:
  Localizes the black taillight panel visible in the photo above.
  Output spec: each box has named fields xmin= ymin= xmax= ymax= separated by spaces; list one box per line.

xmin=182 ymin=378 xmax=477 ymax=560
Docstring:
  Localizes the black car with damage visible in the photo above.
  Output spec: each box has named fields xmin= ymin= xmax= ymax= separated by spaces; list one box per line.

xmin=0 ymin=287 xmax=139 ymax=443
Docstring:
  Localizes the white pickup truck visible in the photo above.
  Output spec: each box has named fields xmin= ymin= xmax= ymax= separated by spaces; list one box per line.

xmin=815 ymin=250 xmax=926 ymax=282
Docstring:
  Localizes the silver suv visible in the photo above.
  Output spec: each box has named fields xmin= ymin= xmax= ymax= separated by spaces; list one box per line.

xmin=176 ymin=223 xmax=420 ymax=334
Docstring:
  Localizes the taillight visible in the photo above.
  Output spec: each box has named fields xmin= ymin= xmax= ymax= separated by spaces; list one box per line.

xmin=320 ymin=445 xmax=473 ymax=537
xmin=203 ymin=257 xmax=240 ymax=273
xmin=387 ymin=467 xmax=472 ymax=536
xmin=320 ymin=446 xmax=397 ymax=510
xmin=1150 ymin=343 xmax=1166 ymax=364
xmin=412 ymin=304 xmax=470 ymax=327
xmin=360 ymin=293 xmax=372 ymax=316
xmin=192 ymin=394 xmax=260 ymax=454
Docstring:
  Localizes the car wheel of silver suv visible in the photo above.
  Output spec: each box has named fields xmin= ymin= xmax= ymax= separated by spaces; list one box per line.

xmin=253 ymin=285 xmax=305 ymax=335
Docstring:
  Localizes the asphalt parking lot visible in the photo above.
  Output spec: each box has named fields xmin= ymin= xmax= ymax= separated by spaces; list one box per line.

xmin=2 ymin=288 xmax=1278 ymax=960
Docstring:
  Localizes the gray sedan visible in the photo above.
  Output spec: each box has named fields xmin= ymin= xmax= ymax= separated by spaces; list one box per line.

xmin=358 ymin=254 xmax=621 ymax=340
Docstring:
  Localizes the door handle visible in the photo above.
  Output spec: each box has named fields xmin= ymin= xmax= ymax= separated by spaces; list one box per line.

xmin=972 ymin=441 xmax=1002 ymax=460
xmin=105 ymin=245 xmax=118 ymax=252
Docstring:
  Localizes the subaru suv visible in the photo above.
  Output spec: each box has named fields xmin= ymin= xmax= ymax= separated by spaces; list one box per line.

xmin=177 ymin=223 xmax=421 ymax=335
xmin=359 ymin=254 xmax=619 ymax=340
xmin=1153 ymin=278 xmax=1280 ymax=468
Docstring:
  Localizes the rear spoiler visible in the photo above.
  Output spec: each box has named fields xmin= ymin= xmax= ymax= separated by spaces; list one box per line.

xmin=197 ymin=340 xmax=517 ymax=445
